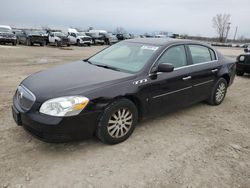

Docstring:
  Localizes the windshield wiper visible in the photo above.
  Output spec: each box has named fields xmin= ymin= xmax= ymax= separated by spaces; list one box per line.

xmin=83 ymin=59 xmax=93 ymax=64
xmin=94 ymin=64 xmax=121 ymax=72
xmin=83 ymin=60 xmax=120 ymax=72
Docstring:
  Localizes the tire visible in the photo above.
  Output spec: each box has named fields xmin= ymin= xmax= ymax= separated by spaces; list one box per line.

xmin=67 ymin=44 xmax=70 ymax=47
xmin=40 ymin=41 xmax=45 ymax=46
xmin=87 ymin=43 xmax=91 ymax=47
xmin=236 ymin=70 xmax=244 ymax=76
xmin=56 ymin=40 xmax=61 ymax=47
xmin=12 ymin=41 xmax=17 ymax=46
xmin=26 ymin=39 xmax=31 ymax=46
xmin=96 ymin=99 xmax=138 ymax=144
xmin=77 ymin=40 xmax=81 ymax=46
xmin=206 ymin=78 xmax=228 ymax=106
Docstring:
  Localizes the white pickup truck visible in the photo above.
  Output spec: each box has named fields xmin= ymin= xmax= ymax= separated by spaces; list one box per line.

xmin=68 ymin=28 xmax=92 ymax=46
xmin=48 ymin=32 xmax=70 ymax=47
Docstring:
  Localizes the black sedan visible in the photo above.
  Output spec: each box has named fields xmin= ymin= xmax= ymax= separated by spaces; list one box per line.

xmin=12 ymin=38 xmax=236 ymax=144
xmin=236 ymin=53 xmax=250 ymax=76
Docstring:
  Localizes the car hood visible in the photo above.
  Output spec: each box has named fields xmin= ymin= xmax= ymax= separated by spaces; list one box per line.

xmin=21 ymin=61 xmax=135 ymax=102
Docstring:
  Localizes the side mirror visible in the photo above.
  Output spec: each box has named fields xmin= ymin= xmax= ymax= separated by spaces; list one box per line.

xmin=157 ymin=63 xmax=174 ymax=73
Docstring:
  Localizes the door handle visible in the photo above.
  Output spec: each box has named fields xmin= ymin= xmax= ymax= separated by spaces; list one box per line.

xmin=182 ymin=76 xmax=192 ymax=80
xmin=211 ymin=69 xmax=218 ymax=73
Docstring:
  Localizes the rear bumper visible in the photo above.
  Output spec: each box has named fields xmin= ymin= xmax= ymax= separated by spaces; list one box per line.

xmin=12 ymin=104 xmax=101 ymax=143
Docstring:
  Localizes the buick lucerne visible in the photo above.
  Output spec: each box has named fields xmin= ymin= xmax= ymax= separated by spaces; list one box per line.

xmin=12 ymin=38 xmax=236 ymax=144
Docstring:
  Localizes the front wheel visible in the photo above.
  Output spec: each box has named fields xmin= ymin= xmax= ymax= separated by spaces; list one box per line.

xmin=236 ymin=70 xmax=244 ymax=76
xmin=26 ymin=39 xmax=31 ymax=46
xmin=56 ymin=40 xmax=61 ymax=47
xmin=206 ymin=78 xmax=228 ymax=105
xmin=96 ymin=99 xmax=138 ymax=144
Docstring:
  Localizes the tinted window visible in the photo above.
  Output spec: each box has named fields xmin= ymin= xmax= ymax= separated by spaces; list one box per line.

xmin=189 ymin=45 xmax=212 ymax=64
xmin=157 ymin=45 xmax=187 ymax=68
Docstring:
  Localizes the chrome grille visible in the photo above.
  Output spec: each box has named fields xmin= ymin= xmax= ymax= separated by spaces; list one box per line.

xmin=16 ymin=85 xmax=36 ymax=111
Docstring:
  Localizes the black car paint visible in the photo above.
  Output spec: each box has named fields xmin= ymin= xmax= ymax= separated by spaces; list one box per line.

xmin=12 ymin=38 xmax=236 ymax=142
xmin=236 ymin=54 xmax=250 ymax=74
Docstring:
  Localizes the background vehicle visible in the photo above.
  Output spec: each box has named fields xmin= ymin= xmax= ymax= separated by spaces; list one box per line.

xmin=48 ymin=31 xmax=70 ymax=47
xmin=236 ymin=53 xmax=250 ymax=76
xmin=116 ymin=33 xmax=131 ymax=40
xmin=18 ymin=30 xmax=46 ymax=46
xmin=68 ymin=28 xmax=92 ymax=46
xmin=12 ymin=38 xmax=236 ymax=144
xmin=100 ymin=33 xmax=118 ymax=45
xmin=244 ymin=45 xmax=250 ymax=53
xmin=87 ymin=30 xmax=106 ymax=45
xmin=0 ymin=25 xmax=17 ymax=45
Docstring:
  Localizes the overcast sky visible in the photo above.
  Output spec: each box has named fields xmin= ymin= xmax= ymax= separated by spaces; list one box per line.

xmin=0 ymin=0 xmax=249 ymax=38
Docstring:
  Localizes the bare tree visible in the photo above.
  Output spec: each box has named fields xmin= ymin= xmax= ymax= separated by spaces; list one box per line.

xmin=212 ymin=14 xmax=231 ymax=42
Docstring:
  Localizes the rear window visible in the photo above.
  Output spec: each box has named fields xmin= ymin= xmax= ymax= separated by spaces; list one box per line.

xmin=189 ymin=45 xmax=214 ymax=64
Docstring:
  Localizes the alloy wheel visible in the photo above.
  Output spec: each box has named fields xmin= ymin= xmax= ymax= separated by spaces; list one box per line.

xmin=107 ymin=108 xmax=133 ymax=138
xmin=215 ymin=82 xmax=226 ymax=103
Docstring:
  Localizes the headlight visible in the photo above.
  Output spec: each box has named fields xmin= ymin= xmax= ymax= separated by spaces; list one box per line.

xmin=39 ymin=96 xmax=89 ymax=117
xmin=239 ymin=56 xmax=245 ymax=62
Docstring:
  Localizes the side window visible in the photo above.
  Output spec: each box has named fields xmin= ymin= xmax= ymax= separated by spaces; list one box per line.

xmin=157 ymin=45 xmax=187 ymax=68
xmin=189 ymin=45 xmax=212 ymax=64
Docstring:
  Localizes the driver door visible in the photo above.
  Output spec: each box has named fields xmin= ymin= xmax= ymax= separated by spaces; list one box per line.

xmin=145 ymin=45 xmax=193 ymax=117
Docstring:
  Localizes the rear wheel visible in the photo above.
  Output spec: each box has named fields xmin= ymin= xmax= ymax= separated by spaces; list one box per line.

xmin=77 ymin=40 xmax=81 ymax=46
xmin=12 ymin=41 xmax=17 ymax=46
xmin=96 ymin=99 xmax=138 ymax=144
xmin=206 ymin=78 xmax=228 ymax=105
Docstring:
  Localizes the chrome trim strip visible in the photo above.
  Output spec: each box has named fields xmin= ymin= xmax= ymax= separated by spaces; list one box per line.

xmin=148 ymin=43 xmax=218 ymax=75
xmin=193 ymin=80 xmax=214 ymax=87
xmin=174 ymin=60 xmax=218 ymax=70
xmin=153 ymin=86 xmax=192 ymax=99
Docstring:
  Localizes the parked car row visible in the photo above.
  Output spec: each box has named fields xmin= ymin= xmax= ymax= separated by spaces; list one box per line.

xmin=0 ymin=25 xmax=124 ymax=47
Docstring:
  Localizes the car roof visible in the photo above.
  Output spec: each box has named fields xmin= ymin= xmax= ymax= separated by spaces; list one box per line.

xmin=125 ymin=38 xmax=195 ymax=46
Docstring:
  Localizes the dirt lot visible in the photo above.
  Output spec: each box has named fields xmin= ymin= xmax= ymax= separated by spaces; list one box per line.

xmin=0 ymin=45 xmax=249 ymax=188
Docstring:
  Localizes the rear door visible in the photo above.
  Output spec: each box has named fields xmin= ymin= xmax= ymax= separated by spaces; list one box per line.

xmin=187 ymin=44 xmax=220 ymax=102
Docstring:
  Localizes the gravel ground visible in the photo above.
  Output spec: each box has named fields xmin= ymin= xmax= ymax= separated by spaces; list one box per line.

xmin=0 ymin=45 xmax=249 ymax=188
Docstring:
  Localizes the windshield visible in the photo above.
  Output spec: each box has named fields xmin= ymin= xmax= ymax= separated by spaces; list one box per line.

xmin=54 ymin=32 xmax=66 ymax=37
xmin=77 ymin=32 xmax=87 ymax=37
xmin=26 ymin=30 xmax=43 ymax=35
xmin=0 ymin=27 xmax=11 ymax=32
xmin=88 ymin=42 xmax=159 ymax=73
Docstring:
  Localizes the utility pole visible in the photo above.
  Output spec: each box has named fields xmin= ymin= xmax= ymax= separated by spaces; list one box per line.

xmin=225 ymin=22 xmax=231 ymax=43
xmin=233 ymin=26 xmax=238 ymax=41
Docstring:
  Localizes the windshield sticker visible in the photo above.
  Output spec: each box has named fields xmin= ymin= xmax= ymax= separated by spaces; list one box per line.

xmin=141 ymin=46 xmax=159 ymax=51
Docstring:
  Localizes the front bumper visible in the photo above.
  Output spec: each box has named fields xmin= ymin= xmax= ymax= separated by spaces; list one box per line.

xmin=236 ymin=62 xmax=250 ymax=73
xmin=0 ymin=38 xmax=16 ymax=43
xmin=12 ymin=103 xmax=101 ymax=142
